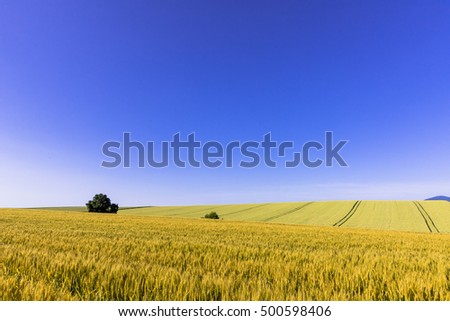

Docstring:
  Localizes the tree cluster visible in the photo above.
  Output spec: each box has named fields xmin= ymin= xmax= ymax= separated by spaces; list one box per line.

xmin=86 ymin=194 xmax=119 ymax=213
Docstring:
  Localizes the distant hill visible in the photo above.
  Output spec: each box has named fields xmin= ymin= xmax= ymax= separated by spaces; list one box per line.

xmin=9 ymin=200 xmax=450 ymax=233
xmin=425 ymin=196 xmax=450 ymax=202
xmin=28 ymin=206 xmax=148 ymax=212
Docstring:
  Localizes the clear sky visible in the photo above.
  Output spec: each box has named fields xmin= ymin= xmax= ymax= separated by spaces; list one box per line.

xmin=1 ymin=0 xmax=449 ymax=207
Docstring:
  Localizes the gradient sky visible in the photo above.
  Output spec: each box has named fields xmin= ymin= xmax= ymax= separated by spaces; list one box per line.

xmin=1 ymin=0 xmax=449 ymax=207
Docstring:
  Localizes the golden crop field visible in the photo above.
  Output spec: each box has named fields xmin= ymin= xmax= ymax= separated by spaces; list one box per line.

xmin=1 ymin=208 xmax=450 ymax=301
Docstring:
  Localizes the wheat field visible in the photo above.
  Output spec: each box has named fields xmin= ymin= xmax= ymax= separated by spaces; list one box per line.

xmin=1 ymin=208 xmax=450 ymax=300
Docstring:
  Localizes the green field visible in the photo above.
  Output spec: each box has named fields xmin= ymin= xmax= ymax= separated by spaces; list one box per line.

xmin=120 ymin=200 xmax=450 ymax=233
xmin=1 ymin=208 xmax=450 ymax=300
xmin=31 ymin=206 xmax=146 ymax=212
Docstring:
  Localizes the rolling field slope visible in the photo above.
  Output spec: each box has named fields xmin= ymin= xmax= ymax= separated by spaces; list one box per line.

xmin=123 ymin=201 xmax=450 ymax=233
xmin=1 ymin=209 xmax=450 ymax=300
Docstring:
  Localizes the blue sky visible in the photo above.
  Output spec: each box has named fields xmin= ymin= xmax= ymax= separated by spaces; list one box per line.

xmin=1 ymin=0 xmax=449 ymax=207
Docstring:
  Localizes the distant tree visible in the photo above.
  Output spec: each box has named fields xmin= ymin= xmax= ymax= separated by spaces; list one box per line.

xmin=86 ymin=194 xmax=119 ymax=213
xmin=204 ymin=211 xmax=219 ymax=219
xmin=109 ymin=203 xmax=119 ymax=214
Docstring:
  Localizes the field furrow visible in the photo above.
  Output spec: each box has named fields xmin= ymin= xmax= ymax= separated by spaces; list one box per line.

xmin=262 ymin=202 xmax=313 ymax=222
xmin=221 ymin=202 xmax=312 ymax=221
xmin=340 ymin=201 xmax=431 ymax=233
xmin=267 ymin=201 xmax=356 ymax=226
xmin=333 ymin=201 xmax=361 ymax=227
xmin=417 ymin=201 xmax=450 ymax=233
xmin=413 ymin=201 xmax=439 ymax=233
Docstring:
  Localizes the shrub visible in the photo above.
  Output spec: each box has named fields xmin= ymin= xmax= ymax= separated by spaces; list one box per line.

xmin=204 ymin=211 xmax=219 ymax=219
